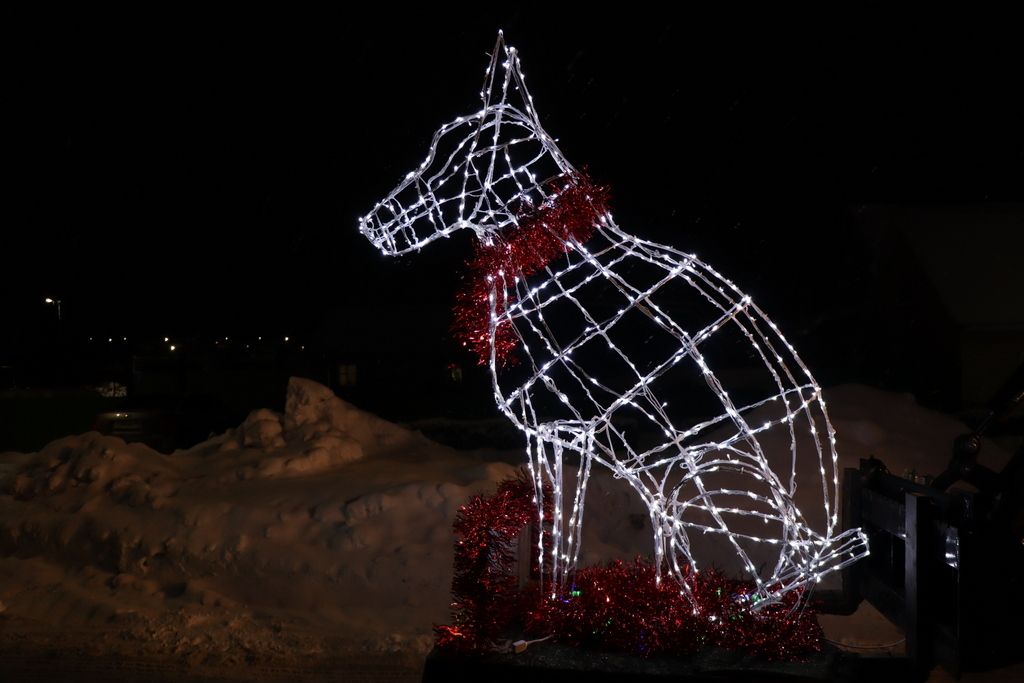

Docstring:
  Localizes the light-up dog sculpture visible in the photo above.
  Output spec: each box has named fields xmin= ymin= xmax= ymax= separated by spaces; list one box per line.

xmin=359 ymin=33 xmax=868 ymax=608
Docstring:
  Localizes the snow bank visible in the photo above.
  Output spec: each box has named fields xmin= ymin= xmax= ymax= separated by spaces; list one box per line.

xmin=210 ymin=376 xmax=424 ymax=479
xmin=0 ymin=377 xmax=511 ymax=657
xmin=0 ymin=381 xmax=1011 ymax=663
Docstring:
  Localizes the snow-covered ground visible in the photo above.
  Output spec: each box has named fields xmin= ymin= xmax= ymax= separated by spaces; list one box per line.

xmin=0 ymin=378 xmax=1015 ymax=679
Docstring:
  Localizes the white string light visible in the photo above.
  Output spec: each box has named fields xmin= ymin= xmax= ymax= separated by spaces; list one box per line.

xmin=359 ymin=32 xmax=869 ymax=609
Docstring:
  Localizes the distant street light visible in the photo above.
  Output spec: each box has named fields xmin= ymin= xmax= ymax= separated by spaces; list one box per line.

xmin=170 ymin=345 xmax=176 ymax=352
xmin=44 ymin=297 xmax=62 ymax=321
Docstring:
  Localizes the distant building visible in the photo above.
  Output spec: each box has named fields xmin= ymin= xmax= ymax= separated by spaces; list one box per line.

xmin=859 ymin=204 xmax=1024 ymax=408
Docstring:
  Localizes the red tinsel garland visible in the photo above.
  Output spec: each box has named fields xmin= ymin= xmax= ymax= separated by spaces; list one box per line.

xmin=451 ymin=173 xmax=611 ymax=367
xmin=435 ymin=476 xmax=823 ymax=660
xmin=435 ymin=473 xmax=553 ymax=652
xmin=523 ymin=561 xmax=823 ymax=660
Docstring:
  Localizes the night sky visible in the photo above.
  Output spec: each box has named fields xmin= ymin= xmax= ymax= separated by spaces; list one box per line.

xmin=5 ymin=7 xmax=1023 ymax=410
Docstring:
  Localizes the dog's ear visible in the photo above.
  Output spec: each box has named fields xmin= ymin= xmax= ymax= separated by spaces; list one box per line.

xmin=479 ymin=31 xmax=542 ymax=128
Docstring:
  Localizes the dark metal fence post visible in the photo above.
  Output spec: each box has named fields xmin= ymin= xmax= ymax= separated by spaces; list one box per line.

xmin=842 ymin=467 xmax=863 ymax=611
xmin=905 ymin=491 xmax=934 ymax=679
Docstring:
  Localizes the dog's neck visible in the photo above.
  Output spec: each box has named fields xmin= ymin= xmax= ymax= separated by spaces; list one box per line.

xmin=452 ymin=172 xmax=611 ymax=368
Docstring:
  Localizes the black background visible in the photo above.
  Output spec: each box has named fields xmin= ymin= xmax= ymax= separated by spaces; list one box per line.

xmin=4 ymin=6 xmax=1023 ymax=428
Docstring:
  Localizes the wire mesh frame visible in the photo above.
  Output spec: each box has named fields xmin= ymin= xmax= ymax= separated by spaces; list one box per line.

xmin=358 ymin=32 xmax=869 ymax=609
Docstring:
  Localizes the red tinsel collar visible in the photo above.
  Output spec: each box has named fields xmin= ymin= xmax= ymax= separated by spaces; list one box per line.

xmin=452 ymin=173 xmax=611 ymax=367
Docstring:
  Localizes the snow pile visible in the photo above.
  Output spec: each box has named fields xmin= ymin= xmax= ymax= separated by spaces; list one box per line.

xmin=0 ymin=380 xmax=1012 ymax=666
xmin=0 ymin=377 xmax=509 ymax=658
xmin=214 ymin=378 xmax=418 ymax=479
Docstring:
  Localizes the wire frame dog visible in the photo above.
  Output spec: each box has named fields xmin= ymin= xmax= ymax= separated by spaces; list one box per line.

xmin=359 ymin=33 xmax=868 ymax=608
